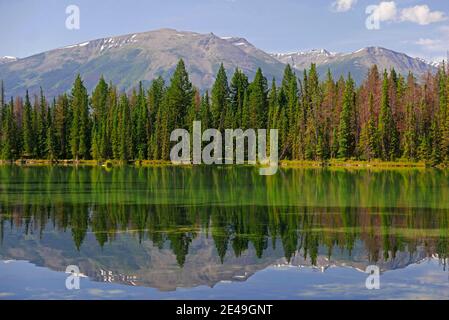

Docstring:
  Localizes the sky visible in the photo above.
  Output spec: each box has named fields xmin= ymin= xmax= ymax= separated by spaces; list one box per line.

xmin=0 ymin=0 xmax=448 ymax=62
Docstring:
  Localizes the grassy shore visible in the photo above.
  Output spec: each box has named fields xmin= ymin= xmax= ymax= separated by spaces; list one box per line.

xmin=280 ymin=159 xmax=431 ymax=169
xmin=0 ymin=158 xmax=443 ymax=169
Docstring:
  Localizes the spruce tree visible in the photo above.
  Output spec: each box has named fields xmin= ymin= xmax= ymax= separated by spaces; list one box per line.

xmin=91 ymin=76 xmax=109 ymax=160
xmin=46 ymin=103 xmax=58 ymax=160
xmin=378 ymin=71 xmax=399 ymax=161
xmin=200 ymin=91 xmax=211 ymax=128
xmin=211 ymin=63 xmax=230 ymax=130
xmin=70 ymin=75 xmax=90 ymax=160
xmin=118 ymin=94 xmax=133 ymax=161
xmin=54 ymin=94 xmax=71 ymax=159
xmin=403 ymin=101 xmax=417 ymax=161
xmin=168 ymin=59 xmax=193 ymax=129
xmin=248 ymin=68 xmax=268 ymax=129
xmin=135 ymin=81 xmax=149 ymax=160
xmin=148 ymin=77 xmax=165 ymax=158
xmin=359 ymin=93 xmax=378 ymax=160
xmin=22 ymin=91 xmax=34 ymax=158
xmin=337 ymin=74 xmax=356 ymax=159
xmin=230 ymin=68 xmax=248 ymax=128
xmin=36 ymin=88 xmax=48 ymax=158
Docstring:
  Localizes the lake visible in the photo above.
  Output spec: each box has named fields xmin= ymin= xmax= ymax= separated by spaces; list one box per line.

xmin=0 ymin=166 xmax=448 ymax=300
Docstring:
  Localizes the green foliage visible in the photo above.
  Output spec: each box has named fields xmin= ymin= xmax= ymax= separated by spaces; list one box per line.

xmin=70 ymin=74 xmax=90 ymax=160
xmin=0 ymin=61 xmax=447 ymax=165
xmin=338 ymin=74 xmax=356 ymax=159
xmin=378 ymin=71 xmax=399 ymax=161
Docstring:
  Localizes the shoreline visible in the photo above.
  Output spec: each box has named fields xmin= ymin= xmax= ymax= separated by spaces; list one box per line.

xmin=0 ymin=159 xmax=442 ymax=169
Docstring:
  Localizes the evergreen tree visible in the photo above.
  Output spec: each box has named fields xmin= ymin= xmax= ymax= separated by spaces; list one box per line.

xmin=147 ymin=77 xmax=165 ymax=158
xmin=46 ymin=102 xmax=58 ymax=160
xmin=91 ymin=76 xmax=109 ymax=160
xmin=2 ymin=98 xmax=20 ymax=160
xmin=358 ymin=93 xmax=378 ymax=160
xmin=169 ymin=59 xmax=194 ymax=129
xmin=211 ymin=63 xmax=230 ymax=130
xmin=22 ymin=91 xmax=34 ymax=158
xmin=118 ymin=94 xmax=133 ymax=161
xmin=135 ymin=81 xmax=149 ymax=159
xmin=200 ymin=91 xmax=211 ymax=128
xmin=337 ymin=74 xmax=356 ymax=159
xmin=248 ymin=68 xmax=268 ymax=128
xmin=54 ymin=94 xmax=71 ymax=159
xmin=403 ymin=102 xmax=417 ymax=160
xmin=230 ymin=68 xmax=248 ymax=128
xmin=378 ymin=71 xmax=399 ymax=161
xmin=35 ymin=88 xmax=48 ymax=158
xmin=70 ymin=75 xmax=90 ymax=160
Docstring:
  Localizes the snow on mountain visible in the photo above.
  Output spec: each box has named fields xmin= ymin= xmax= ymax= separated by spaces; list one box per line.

xmin=271 ymin=46 xmax=437 ymax=83
xmin=0 ymin=56 xmax=18 ymax=65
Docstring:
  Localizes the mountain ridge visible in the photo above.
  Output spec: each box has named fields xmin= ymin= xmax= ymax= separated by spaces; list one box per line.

xmin=0 ymin=28 xmax=438 ymax=97
xmin=270 ymin=46 xmax=437 ymax=83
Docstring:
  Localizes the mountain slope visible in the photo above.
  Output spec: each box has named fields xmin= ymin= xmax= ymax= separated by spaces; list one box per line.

xmin=0 ymin=29 xmax=285 ymax=97
xmin=0 ymin=29 xmax=438 ymax=97
xmin=271 ymin=47 xmax=437 ymax=83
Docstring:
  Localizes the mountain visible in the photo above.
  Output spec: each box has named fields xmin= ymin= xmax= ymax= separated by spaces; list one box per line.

xmin=0 ymin=29 xmax=285 ymax=97
xmin=0 ymin=28 xmax=438 ymax=97
xmin=271 ymin=46 xmax=437 ymax=83
xmin=0 ymin=227 xmax=431 ymax=292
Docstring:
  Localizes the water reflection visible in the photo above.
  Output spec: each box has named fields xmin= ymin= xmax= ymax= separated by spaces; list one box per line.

xmin=0 ymin=166 xmax=448 ymax=292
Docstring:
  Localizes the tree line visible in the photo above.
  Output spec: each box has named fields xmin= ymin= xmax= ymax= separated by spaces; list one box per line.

xmin=1 ymin=59 xmax=448 ymax=164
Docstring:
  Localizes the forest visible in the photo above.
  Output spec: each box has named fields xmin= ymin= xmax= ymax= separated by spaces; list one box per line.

xmin=0 ymin=59 xmax=448 ymax=164
xmin=1 ymin=166 xmax=448 ymax=266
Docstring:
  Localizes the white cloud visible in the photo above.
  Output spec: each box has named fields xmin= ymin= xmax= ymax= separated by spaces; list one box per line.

xmin=413 ymin=24 xmax=449 ymax=53
xmin=332 ymin=0 xmax=358 ymax=12
xmin=414 ymin=38 xmax=443 ymax=51
xmin=372 ymin=1 xmax=397 ymax=21
xmin=400 ymin=5 xmax=446 ymax=25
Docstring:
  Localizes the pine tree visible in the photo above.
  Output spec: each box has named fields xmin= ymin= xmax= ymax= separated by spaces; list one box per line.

xmin=54 ymin=94 xmax=71 ymax=159
xmin=211 ymin=63 xmax=230 ymax=130
xmin=1 ymin=98 xmax=19 ymax=160
xmin=267 ymin=78 xmax=279 ymax=130
xmin=22 ymin=91 xmax=34 ymax=158
xmin=200 ymin=91 xmax=211 ymax=128
xmin=430 ymin=117 xmax=441 ymax=165
xmin=118 ymin=94 xmax=133 ymax=161
xmin=169 ymin=59 xmax=194 ymax=129
xmin=438 ymin=66 xmax=449 ymax=162
xmin=147 ymin=77 xmax=165 ymax=158
xmin=358 ymin=93 xmax=378 ymax=160
xmin=337 ymin=74 xmax=356 ymax=159
xmin=248 ymin=68 xmax=268 ymax=129
xmin=185 ymin=88 xmax=201 ymax=133
xmin=70 ymin=75 xmax=90 ymax=160
xmin=46 ymin=102 xmax=58 ymax=160
xmin=91 ymin=76 xmax=109 ymax=160
xmin=230 ymin=68 xmax=248 ymax=128
xmin=157 ymin=59 xmax=193 ymax=160
xmin=378 ymin=71 xmax=399 ymax=161
xmin=35 ymin=87 xmax=48 ymax=158
xmin=403 ymin=102 xmax=417 ymax=160
xmin=135 ymin=81 xmax=149 ymax=160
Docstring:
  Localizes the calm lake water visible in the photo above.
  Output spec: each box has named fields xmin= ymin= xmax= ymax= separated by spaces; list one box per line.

xmin=0 ymin=166 xmax=448 ymax=300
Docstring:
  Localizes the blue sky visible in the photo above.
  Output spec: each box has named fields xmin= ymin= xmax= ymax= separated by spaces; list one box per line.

xmin=0 ymin=0 xmax=448 ymax=62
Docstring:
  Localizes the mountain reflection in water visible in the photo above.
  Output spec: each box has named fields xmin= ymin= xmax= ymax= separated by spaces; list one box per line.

xmin=0 ymin=166 xmax=448 ymax=295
